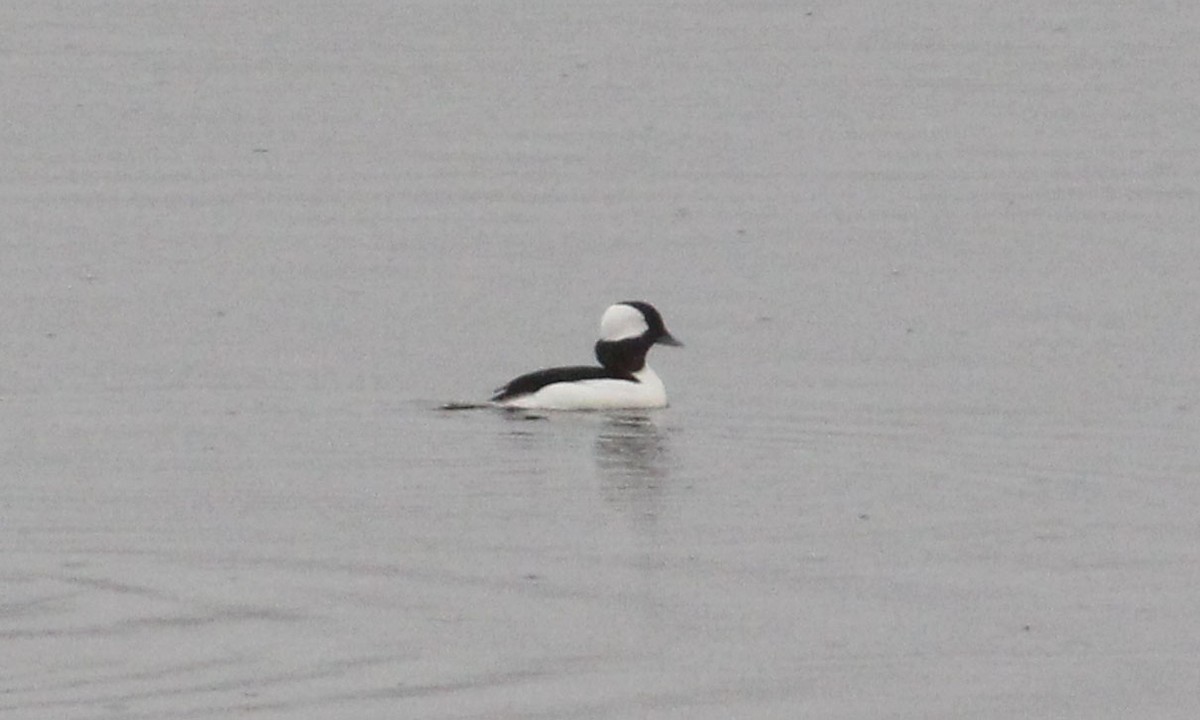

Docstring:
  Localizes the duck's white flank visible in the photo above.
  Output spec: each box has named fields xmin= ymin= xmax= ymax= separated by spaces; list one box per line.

xmin=496 ymin=366 xmax=667 ymax=410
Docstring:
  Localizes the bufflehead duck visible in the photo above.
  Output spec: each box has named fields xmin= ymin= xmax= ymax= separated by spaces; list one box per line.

xmin=491 ymin=301 xmax=683 ymax=410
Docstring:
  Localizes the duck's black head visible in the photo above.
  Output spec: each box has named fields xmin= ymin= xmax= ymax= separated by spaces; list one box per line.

xmin=593 ymin=301 xmax=682 ymax=374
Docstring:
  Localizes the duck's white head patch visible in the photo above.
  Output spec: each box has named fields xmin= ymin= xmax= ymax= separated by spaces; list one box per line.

xmin=598 ymin=303 xmax=649 ymax=342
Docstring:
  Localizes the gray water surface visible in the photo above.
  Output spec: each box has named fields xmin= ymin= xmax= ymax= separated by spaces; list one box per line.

xmin=5 ymin=1 xmax=1200 ymax=718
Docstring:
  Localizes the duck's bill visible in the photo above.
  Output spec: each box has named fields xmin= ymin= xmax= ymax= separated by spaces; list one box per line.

xmin=658 ymin=333 xmax=684 ymax=347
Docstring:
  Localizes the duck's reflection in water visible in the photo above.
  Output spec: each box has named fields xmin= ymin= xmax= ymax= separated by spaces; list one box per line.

xmin=592 ymin=413 xmax=676 ymax=635
xmin=593 ymin=413 xmax=671 ymax=524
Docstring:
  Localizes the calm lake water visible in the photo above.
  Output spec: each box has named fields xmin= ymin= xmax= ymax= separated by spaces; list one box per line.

xmin=4 ymin=1 xmax=1200 ymax=718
